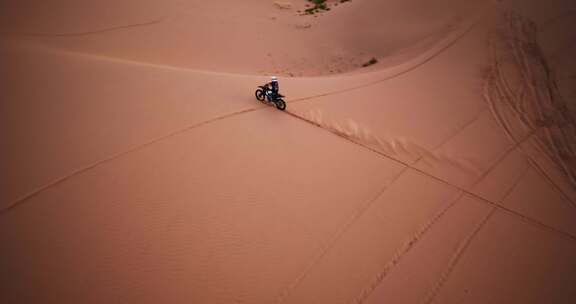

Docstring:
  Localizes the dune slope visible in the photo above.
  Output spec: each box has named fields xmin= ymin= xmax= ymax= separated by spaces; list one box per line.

xmin=1 ymin=0 xmax=576 ymax=303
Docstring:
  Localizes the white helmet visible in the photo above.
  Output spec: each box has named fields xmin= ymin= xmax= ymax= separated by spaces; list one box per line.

xmin=271 ymin=76 xmax=278 ymax=82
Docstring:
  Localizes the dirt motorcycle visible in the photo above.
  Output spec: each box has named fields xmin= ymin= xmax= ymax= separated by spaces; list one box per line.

xmin=255 ymin=85 xmax=286 ymax=111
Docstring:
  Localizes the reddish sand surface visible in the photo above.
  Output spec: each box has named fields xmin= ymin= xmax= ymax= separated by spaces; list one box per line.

xmin=1 ymin=0 xmax=576 ymax=303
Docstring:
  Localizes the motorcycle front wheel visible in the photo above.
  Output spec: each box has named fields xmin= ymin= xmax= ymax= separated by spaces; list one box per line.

xmin=255 ymin=89 xmax=266 ymax=102
xmin=275 ymin=98 xmax=286 ymax=111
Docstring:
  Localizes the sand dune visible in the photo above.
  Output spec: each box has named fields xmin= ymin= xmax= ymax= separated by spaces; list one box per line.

xmin=0 ymin=0 xmax=489 ymax=76
xmin=2 ymin=0 xmax=576 ymax=303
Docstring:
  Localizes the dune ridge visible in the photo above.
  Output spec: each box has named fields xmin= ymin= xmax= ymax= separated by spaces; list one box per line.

xmin=293 ymin=108 xmax=484 ymax=174
xmin=282 ymin=107 xmax=576 ymax=244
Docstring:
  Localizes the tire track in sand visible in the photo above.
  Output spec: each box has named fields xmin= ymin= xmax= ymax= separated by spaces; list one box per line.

xmin=0 ymin=18 xmax=166 ymax=37
xmin=483 ymin=12 xmax=576 ymax=208
xmin=352 ymin=191 xmax=465 ymax=304
xmin=0 ymin=107 xmax=261 ymax=216
xmin=274 ymin=107 xmax=487 ymax=304
xmin=422 ymin=164 xmax=529 ymax=304
xmin=273 ymin=109 xmax=576 ymax=304
xmin=273 ymin=166 xmax=411 ymax=304
xmin=281 ymin=107 xmax=575 ymax=304
xmin=283 ymin=110 xmax=576 ymax=242
xmin=350 ymin=108 xmax=493 ymax=304
xmin=421 ymin=207 xmax=497 ymax=304
xmin=347 ymin=152 xmax=530 ymax=304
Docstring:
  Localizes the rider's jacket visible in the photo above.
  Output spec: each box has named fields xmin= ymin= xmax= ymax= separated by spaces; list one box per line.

xmin=270 ymin=81 xmax=279 ymax=94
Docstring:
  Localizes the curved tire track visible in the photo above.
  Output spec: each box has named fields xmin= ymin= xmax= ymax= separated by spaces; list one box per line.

xmin=0 ymin=18 xmax=165 ymax=37
xmin=0 ymin=107 xmax=260 ymax=216
xmin=483 ymin=12 xmax=576 ymax=207
xmin=286 ymin=7 xmax=490 ymax=106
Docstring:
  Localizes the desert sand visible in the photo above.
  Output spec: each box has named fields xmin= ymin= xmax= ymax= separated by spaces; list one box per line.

xmin=1 ymin=0 xmax=576 ymax=303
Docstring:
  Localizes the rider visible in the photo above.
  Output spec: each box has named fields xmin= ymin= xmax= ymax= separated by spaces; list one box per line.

xmin=266 ymin=76 xmax=280 ymax=102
